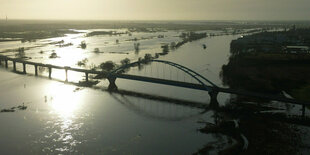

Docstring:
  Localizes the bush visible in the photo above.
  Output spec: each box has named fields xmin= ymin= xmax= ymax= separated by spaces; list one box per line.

xmin=134 ymin=43 xmax=140 ymax=52
xmin=144 ymin=53 xmax=152 ymax=61
xmin=15 ymin=47 xmax=25 ymax=58
xmin=161 ymin=44 xmax=169 ymax=53
xmin=99 ymin=61 xmax=116 ymax=71
xmin=77 ymin=58 xmax=88 ymax=66
xmin=89 ymin=63 xmax=97 ymax=71
xmin=94 ymin=48 xmax=100 ymax=53
xmin=170 ymin=42 xmax=176 ymax=49
xmin=121 ymin=58 xmax=130 ymax=66
xmin=80 ymin=41 xmax=87 ymax=49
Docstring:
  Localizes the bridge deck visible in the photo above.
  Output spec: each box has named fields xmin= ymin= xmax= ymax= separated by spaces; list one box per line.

xmin=0 ymin=55 xmax=106 ymax=75
xmin=111 ymin=73 xmax=310 ymax=106
xmin=1 ymin=55 xmax=309 ymax=108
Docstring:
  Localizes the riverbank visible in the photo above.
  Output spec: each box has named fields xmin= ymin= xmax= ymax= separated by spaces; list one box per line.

xmin=207 ymin=29 xmax=310 ymax=154
xmin=197 ymin=107 xmax=304 ymax=154
xmin=221 ymin=53 xmax=310 ymax=102
xmin=195 ymin=97 xmax=310 ymax=154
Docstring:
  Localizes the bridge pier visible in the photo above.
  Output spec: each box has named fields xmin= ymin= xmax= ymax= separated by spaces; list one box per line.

xmin=65 ymin=68 xmax=68 ymax=81
xmin=85 ymin=73 xmax=89 ymax=82
xmin=209 ymin=90 xmax=219 ymax=108
xmin=34 ymin=65 xmax=38 ymax=76
xmin=13 ymin=61 xmax=16 ymax=72
xmin=107 ymin=76 xmax=118 ymax=91
xmin=23 ymin=63 xmax=26 ymax=74
xmin=48 ymin=67 xmax=52 ymax=79
xmin=5 ymin=59 xmax=8 ymax=68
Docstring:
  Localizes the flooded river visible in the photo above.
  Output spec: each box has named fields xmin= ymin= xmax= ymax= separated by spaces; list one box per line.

xmin=0 ymin=30 xmax=241 ymax=154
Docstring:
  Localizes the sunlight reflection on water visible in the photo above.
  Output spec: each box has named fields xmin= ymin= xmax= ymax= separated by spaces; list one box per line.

xmin=46 ymin=83 xmax=84 ymax=117
xmin=41 ymin=83 xmax=85 ymax=153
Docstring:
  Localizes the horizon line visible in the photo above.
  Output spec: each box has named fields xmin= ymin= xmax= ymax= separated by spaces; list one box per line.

xmin=1 ymin=18 xmax=310 ymax=22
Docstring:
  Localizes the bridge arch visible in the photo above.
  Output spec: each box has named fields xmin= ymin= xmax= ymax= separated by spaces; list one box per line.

xmin=108 ymin=59 xmax=218 ymax=92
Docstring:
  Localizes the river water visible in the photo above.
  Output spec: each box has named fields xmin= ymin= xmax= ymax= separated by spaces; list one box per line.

xmin=0 ymin=30 xmax=241 ymax=154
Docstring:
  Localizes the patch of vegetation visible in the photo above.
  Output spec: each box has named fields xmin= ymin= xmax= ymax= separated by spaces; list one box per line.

xmin=144 ymin=53 xmax=153 ymax=62
xmin=57 ymin=42 xmax=73 ymax=47
xmin=93 ymin=48 xmax=102 ymax=53
xmin=77 ymin=58 xmax=88 ymax=67
xmin=86 ymin=31 xmax=125 ymax=37
xmin=1 ymin=103 xmax=27 ymax=113
xmin=170 ymin=42 xmax=176 ymax=49
xmin=120 ymin=58 xmax=130 ymax=66
xmin=88 ymin=63 xmax=98 ymax=71
xmin=161 ymin=32 xmax=207 ymax=50
xmin=134 ymin=42 xmax=140 ymax=53
xmin=80 ymin=41 xmax=87 ymax=49
xmin=15 ymin=47 xmax=26 ymax=58
xmin=99 ymin=61 xmax=117 ymax=71
xmin=180 ymin=32 xmax=207 ymax=41
xmin=49 ymin=52 xmax=58 ymax=58
xmin=49 ymin=40 xmax=64 ymax=45
xmin=161 ymin=44 xmax=169 ymax=54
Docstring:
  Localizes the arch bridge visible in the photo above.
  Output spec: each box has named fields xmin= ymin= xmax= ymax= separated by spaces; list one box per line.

xmin=107 ymin=59 xmax=310 ymax=116
xmin=107 ymin=59 xmax=221 ymax=107
xmin=0 ymin=55 xmax=309 ymax=117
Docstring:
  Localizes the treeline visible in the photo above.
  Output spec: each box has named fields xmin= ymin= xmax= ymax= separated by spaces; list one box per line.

xmin=86 ymin=31 xmax=126 ymax=37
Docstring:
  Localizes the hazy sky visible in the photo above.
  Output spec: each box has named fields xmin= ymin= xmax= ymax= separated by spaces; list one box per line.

xmin=0 ymin=0 xmax=309 ymax=20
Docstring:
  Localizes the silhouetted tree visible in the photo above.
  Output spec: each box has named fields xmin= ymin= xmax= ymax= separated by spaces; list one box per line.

xmin=120 ymin=58 xmax=130 ymax=66
xmin=170 ymin=42 xmax=176 ymax=49
xmin=134 ymin=43 xmax=140 ymax=53
xmin=94 ymin=48 xmax=100 ymax=53
xmin=144 ymin=53 xmax=152 ymax=62
xmin=80 ymin=41 xmax=87 ymax=49
xmin=100 ymin=61 xmax=116 ymax=71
